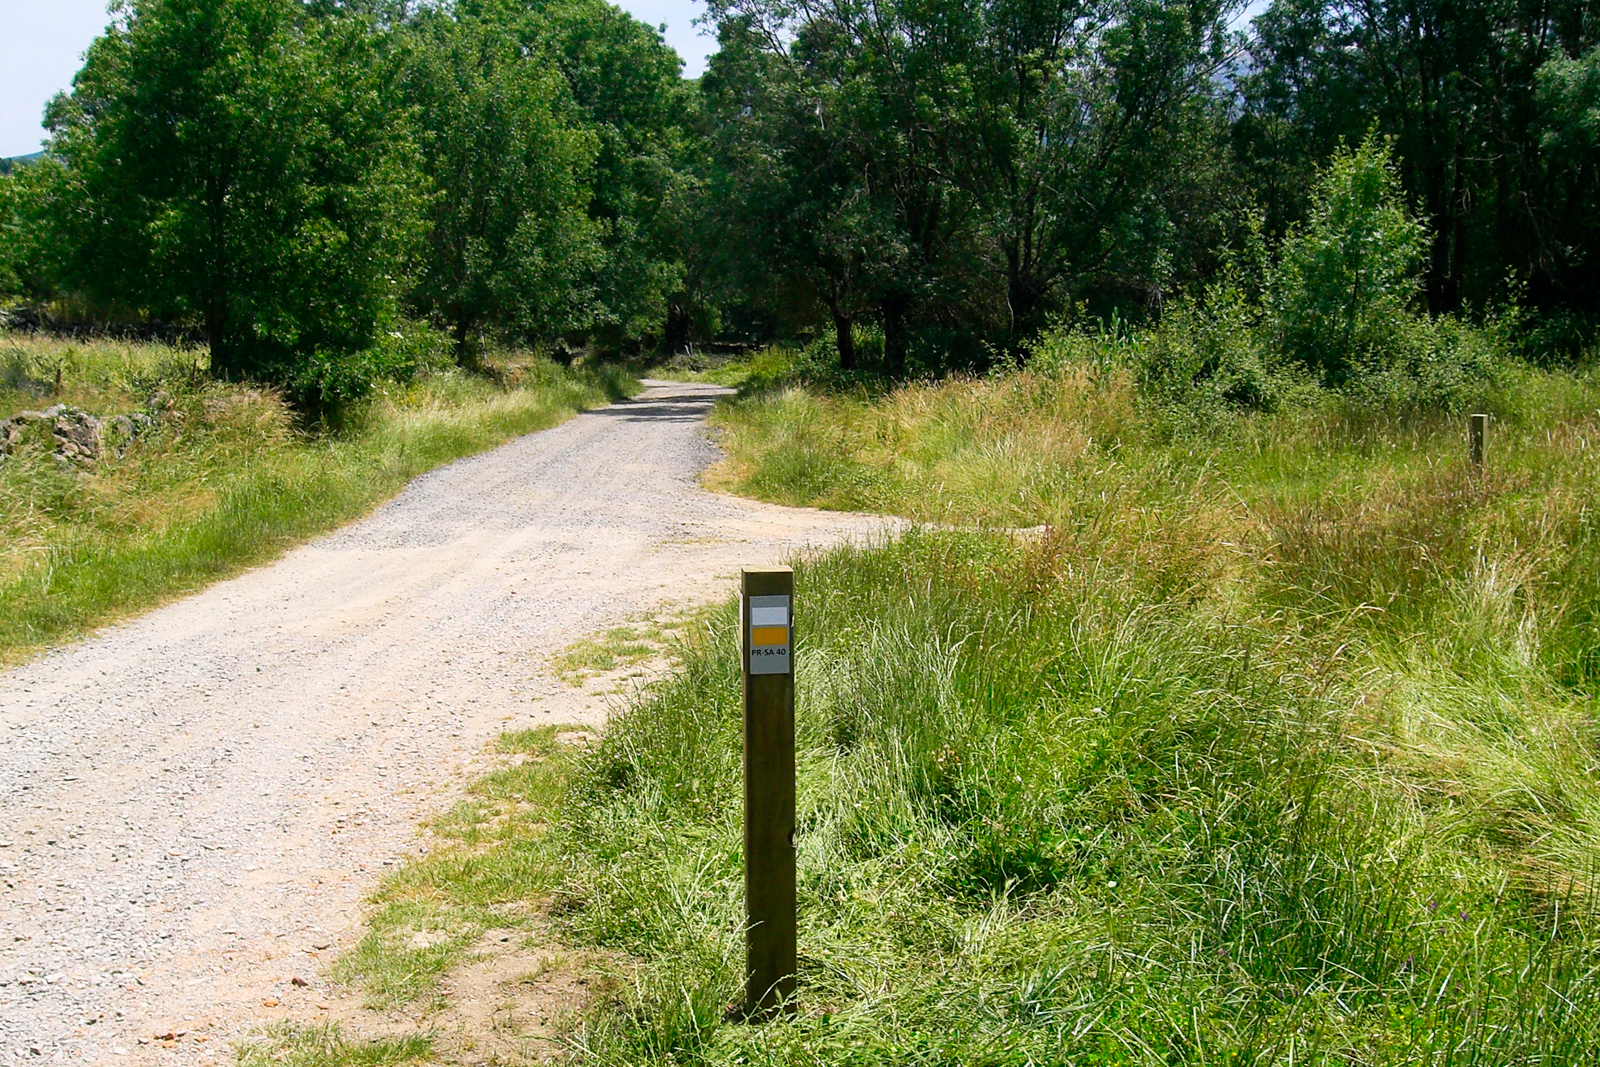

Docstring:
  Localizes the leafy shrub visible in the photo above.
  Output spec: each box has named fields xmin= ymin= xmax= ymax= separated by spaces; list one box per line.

xmin=1032 ymin=290 xmax=1313 ymax=427
xmin=1335 ymin=310 xmax=1503 ymax=410
xmin=1031 ymin=138 xmax=1504 ymax=420
xmin=1264 ymin=135 xmax=1505 ymax=407
xmin=1269 ymin=135 xmax=1428 ymax=388
xmin=279 ymin=319 xmax=453 ymax=412
xmin=1133 ymin=289 xmax=1309 ymax=421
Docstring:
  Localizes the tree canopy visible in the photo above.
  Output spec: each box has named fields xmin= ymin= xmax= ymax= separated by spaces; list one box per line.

xmin=2 ymin=0 xmax=1598 ymax=392
xmin=42 ymin=0 xmax=425 ymax=383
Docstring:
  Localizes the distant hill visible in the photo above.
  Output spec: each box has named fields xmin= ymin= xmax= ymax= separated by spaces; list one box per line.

xmin=0 ymin=151 xmax=44 ymax=176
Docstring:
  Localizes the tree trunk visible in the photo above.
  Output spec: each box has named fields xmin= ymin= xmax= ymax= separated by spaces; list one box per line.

xmin=452 ymin=313 xmax=479 ymax=370
xmin=881 ymin=295 xmax=908 ymax=378
xmin=206 ymin=300 xmax=239 ymax=380
xmin=1006 ymin=259 xmax=1043 ymax=361
xmin=830 ymin=305 xmax=856 ymax=371
xmin=664 ymin=297 xmax=691 ymax=356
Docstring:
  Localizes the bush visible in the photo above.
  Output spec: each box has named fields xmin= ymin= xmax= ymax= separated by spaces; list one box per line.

xmin=1133 ymin=291 xmax=1308 ymax=420
xmin=1030 ymin=138 xmax=1505 ymax=421
xmin=280 ymin=319 xmax=454 ymax=412
xmin=1270 ymin=135 xmax=1428 ymax=388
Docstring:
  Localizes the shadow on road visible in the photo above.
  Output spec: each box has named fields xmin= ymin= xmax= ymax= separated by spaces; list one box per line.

xmin=594 ymin=390 xmax=720 ymax=424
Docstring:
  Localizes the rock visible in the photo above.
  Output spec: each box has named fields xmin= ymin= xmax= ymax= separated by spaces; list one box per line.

xmin=105 ymin=413 xmax=155 ymax=455
xmin=50 ymin=410 xmax=102 ymax=465
xmin=0 ymin=407 xmax=98 ymax=464
xmin=0 ymin=412 xmax=50 ymax=455
xmin=0 ymin=404 xmax=156 ymax=465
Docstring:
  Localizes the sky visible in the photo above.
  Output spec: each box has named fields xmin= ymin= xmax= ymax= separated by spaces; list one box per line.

xmin=0 ymin=0 xmax=718 ymax=159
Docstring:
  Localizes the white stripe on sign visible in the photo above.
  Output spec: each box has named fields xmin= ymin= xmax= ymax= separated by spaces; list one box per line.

xmin=751 ymin=605 xmax=789 ymax=627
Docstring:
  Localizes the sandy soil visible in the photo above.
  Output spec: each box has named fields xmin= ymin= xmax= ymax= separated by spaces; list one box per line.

xmin=0 ymin=380 xmax=893 ymax=1064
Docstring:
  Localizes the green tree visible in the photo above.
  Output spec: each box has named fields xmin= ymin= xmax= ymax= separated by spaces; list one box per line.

xmin=1270 ymin=136 xmax=1426 ymax=385
xmin=698 ymin=13 xmax=893 ymax=370
xmin=1535 ymin=47 xmax=1600 ymax=339
xmin=401 ymin=3 xmax=600 ymax=363
xmin=0 ymin=159 xmax=66 ymax=305
xmin=703 ymin=0 xmax=1242 ymax=373
xmin=528 ymin=0 xmax=693 ymax=349
xmin=1238 ymin=0 xmax=1600 ymax=324
xmin=45 ymin=0 xmax=424 ymax=387
xmin=958 ymin=0 xmax=1241 ymax=347
xmin=0 ymin=172 xmax=18 ymax=299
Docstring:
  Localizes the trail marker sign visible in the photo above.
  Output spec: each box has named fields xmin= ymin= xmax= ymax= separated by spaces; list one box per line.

xmin=741 ymin=567 xmax=796 ymax=1018
xmin=747 ymin=595 xmax=792 ymax=675
xmin=1470 ymin=413 xmax=1488 ymax=467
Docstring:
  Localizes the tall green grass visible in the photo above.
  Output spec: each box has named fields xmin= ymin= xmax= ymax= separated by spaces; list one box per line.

xmin=0 ymin=333 xmax=633 ymax=661
xmin=538 ymin=359 xmax=1600 ymax=1063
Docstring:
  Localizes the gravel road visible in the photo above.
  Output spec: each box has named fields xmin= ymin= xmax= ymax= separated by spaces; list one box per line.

xmin=0 ymin=381 xmax=891 ymax=1064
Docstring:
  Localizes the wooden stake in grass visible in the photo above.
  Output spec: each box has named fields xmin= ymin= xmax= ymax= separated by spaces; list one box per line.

xmin=742 ymin=566 xmax=796 ymax=1019
xmin=1470 ymin=413 xmax=1488 ymax=467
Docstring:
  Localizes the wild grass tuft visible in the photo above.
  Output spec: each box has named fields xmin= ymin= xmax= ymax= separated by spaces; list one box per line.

xmin=234 ymin=1022 xmax=431 ymax=1067
xmin=551 ymin=624 xmax=665 ymax=686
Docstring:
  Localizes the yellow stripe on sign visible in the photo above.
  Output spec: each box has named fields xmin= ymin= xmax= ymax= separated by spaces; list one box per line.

xmin=752 ymin=626 xmax=789 ymax=647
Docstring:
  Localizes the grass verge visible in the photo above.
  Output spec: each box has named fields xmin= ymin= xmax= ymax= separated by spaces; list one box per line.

xmin=550 ymin=525 xmax=1600 ymax=1062
xmin=0 ymin=332 xmax=634 ymax=663
xmin=333 ymin=352 xmax=1600 ymax=1061
xmin=582 ymin=359 xmax=1600 ymax=1061
xmin=332 ymin=725 xmax=597 ymax=1011
xmin=235 ymin=1022 xmax=432 ymax=1067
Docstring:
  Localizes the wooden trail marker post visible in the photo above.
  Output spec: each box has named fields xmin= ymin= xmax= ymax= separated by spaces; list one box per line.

xmin=1470 ymin=413 xmax=1488 ymax=467
xmin=742 ymin=566 xmax=796 ymax=1019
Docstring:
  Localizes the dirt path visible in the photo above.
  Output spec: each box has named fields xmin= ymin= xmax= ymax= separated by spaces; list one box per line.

xmin=0 ymin=381 xmax=892 ymax=1064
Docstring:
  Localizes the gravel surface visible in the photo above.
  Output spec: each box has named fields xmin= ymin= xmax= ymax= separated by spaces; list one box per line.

xmin=0 ymin=381 xmax=892 ymax=1064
